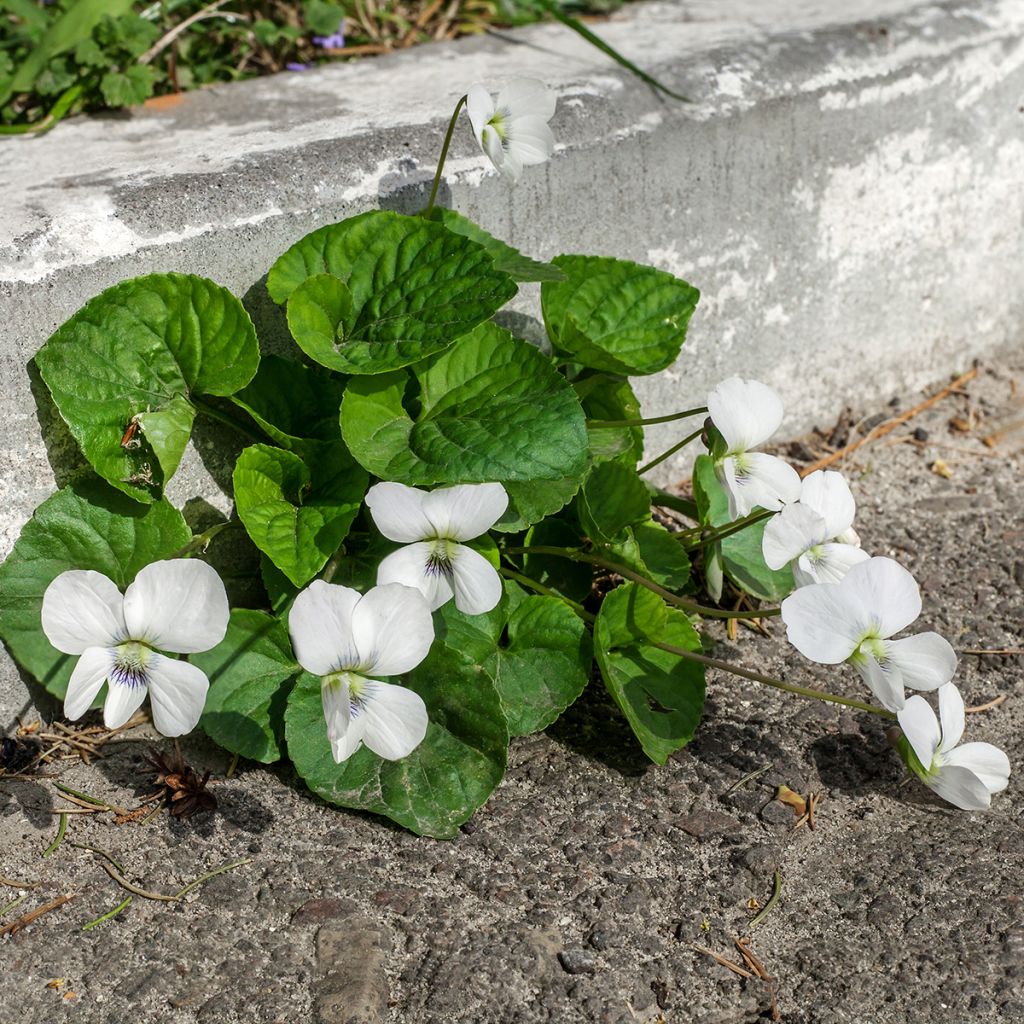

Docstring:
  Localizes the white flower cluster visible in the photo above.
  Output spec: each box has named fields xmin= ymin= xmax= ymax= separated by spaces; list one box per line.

xmin=707 ymin=375 xmax=1010 ymax=811
xmin=41 ymin=482 xmax=510 ymax=767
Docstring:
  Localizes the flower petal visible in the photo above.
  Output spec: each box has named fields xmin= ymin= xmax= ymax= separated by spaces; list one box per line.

xmin=762 ymin=503 xmax=829 ymax=570
xmin=928 ymin=764 xmax=993 ymax=810
xmin=497 ymin=147 xmax=523 ymax=182
xmin=103 ymin=674 xmax=149 ymax=730
xmin=322 ymin=674 xmax=365 ymax=763
xmin=123 ymin=559 xmax=229 ymax=654
xmin=838 ymin=557 xmax=921 ymax=639
xmin=897 ymin=694 xmax=941 ymax=768
xmin=496 ymin=77 xmax=555 ymax=120
xmin=885 ymin=633 xmax=957 ymax=695
xmin=799 ymin=470 xmax=856 ymax=539
xmin=351 ymin=584 xmax=434 ymax=677
xmin=781 ymin=582 xmax=867 ymax=664
xmin=942 ymin=742 xmax=1010 ymax=794
xmin=508 ymin=116 xmax=555 ymax=165
xmin=145 ymin=654 xmax=209 ymax=737
xmin=451 ymin=544 xmax=503 ymax=615
xmin=422 ymin=483 xmax=508 ymax=541
xmin=937 ymin=681 xmax=966 ymax=752
xmin=376 ymin=542 xmax=454 ymax=612
xmin=853 ymin=651 xmax=906 ymax=712
xmin=288 ymin=580 xmax=362 ymax=675
xmin=793 ymin=543 xmax=870 ymax=586
xmin=466 ymin=83 xmax=496 ymax=145
xmin=41 ymin=570 xmax=125 ymax=654
xmin=707 ymin=376 xmax=785 ymax=453
xmin=358 ymin=680 xmax=429 ymax=760
xmin=364 ymin=482 xmax=433 ymax=542
xmin=63 ymin=646 xmax=113 ymax=721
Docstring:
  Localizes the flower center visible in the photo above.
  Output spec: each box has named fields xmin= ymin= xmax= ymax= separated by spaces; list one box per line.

xmin=487 ymin=109 xmax=509 ymax=141
xmin=855 ymin=635 xmax=887 ymax=662
xmin=424 ymin=539 xmax=456 ymax=585
xmin=322 ymin=670 xmax=373 ymax=718
xmin=112 ymin=640 xmax=153 ymax=688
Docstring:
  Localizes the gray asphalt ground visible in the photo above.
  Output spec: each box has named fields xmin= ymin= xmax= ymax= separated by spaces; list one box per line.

xmin=2 ymin=358 xmax=1022 ymax=1024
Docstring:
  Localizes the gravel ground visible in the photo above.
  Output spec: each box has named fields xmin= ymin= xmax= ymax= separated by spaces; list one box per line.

xmin=2 ymin=360 xmax=1022 ymax=1024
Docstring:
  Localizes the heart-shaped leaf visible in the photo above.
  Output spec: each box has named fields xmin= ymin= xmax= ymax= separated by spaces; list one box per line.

xmin=0 ymin=479 xmax=191 ymax=699
xmin=233 ymin=443 xmax=368 ymax=587
xmin=340 ymin=322 xmax=588 ymax=487
xmin=268 ymin=210 xmax=517 ymax=375
xmin=194 ymin=609 xmax=298 ymax=763
xmin=35 ymin=273 xmax=259 ymax=503
xmin=542 ymin=255 xmax=699 ymax=376
xmin=594 ymin=582 xmax=705 ymax=764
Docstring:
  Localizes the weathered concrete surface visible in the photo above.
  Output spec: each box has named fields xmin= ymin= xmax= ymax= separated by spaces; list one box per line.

xmin=2 ymin=3 xmax=1024 ymax=734
xmin=2 ymin=360 xmax=1022 ymax=1022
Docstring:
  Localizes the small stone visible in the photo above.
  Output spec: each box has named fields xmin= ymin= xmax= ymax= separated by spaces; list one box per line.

xmin=587 ymin=929 xmax=610 ymax=951
xmin=760 ymin=800 xmax=794 ymax=825
xmin=913 ymin=427 xmax=929 ymax=441
xmin=291 ymin=897 xmax=357 ymax=925
xmin=558 ymin=948 xmax=599 ymax=975
xmin=672 ymin=811 xmax=742 ymax=839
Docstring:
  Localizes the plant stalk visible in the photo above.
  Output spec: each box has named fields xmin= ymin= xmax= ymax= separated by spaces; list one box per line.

xmin=638 ymin=427 xmax=704 ymax=475
xmin=587 ymin=406 xmax=707 ymax=429
xmin=423 ymin=94 xmax=467 ymax=215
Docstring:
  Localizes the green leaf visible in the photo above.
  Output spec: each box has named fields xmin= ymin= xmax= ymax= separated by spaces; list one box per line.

xmin=594 ymin=582 xmax=705 ymax=764
xmin=194 ymin=609 xmax=297 ymax=763
xmin=285 ymin=662 xmax=508 ymax=839
xmin=268 ymin=210 xmax=517 ymax=374
xmin=542 ymin=255 xmax=699 ymax=375
xmin=577 ymin=461 xmax=650 ymax=543
xmin=233 ymin=443 xmax=368 ymax=587
xmin=35 ymin=273 xmax=259 ymax=503
xmin=0 ymin=0 xmax=135 ymax=106
xmin=232 ymin=355 xmax=345 ymax=451
xmin=340 ymin=322 xmax=588 ymax=486
xmin=432 ymin=582 xmax=592 ymax=736
xmin=497 ymin=475 xmax=581 ymax=533
xmin=425 ymin=208 xmax=566 ymax=283
xmin=607 ymin=520 xmax=691 ymax=591
xmin=521 ymin=516 xmax=593 ymax=603
xmin=99 ymin=64 xmax=156 ymax=108
xmin=303 ymin=0 xmax=345 ymax=34
xmin=692 ymin=455 xmax=793 ymax=601
xmin=0 ymin=480 xmax=190 ymax=700
xmin=575 ymin=374 xmax=645 ymax=466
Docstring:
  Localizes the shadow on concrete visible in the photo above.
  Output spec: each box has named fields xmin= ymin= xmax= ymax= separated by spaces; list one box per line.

xmin=241 ymin=274 xmax=295 ymax=359
xmin=809 ymin=723 xmax=905 ymax=797
xmin=0 ymin=774 xmax=54 ymax=830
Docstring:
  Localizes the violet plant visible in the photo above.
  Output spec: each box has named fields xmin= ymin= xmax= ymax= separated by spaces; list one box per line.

xmin=0 ymin=81 xmax=1008 ymax=835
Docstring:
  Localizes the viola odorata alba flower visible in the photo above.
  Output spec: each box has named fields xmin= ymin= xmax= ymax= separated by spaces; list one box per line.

xmin=898 ymin=684 xmax=1010 ymax=810
xmin=467 ymin=78 xmax=555 ymax=183
xmin=289 ymin=581 xmax=433 ymax=764
xmin=706 ymin=376 xmax=801 ymax=520
xmin=762 ymin=470 xmax=869 ymax=585
xmin=780 ymin=556 xmax=957 ymax=712
xmin=366 ymin=481 xmax=508 ymax=614
xmin=41 ymin=560 xmax=229 ymax=736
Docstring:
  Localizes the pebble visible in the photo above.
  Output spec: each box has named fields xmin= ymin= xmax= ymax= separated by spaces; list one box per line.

xmin=558 ymin=948 xmax=599 ymax=975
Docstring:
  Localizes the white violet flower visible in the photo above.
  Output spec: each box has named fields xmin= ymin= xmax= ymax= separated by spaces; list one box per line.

xmin=467 ymin=78 xmax=555 ymax=182
xmin=762 ymin=470 xmax=869 ymax=586
xmin=706 ymin=375 xmax=801 ymax=520
xmin=41 ymin=559 xmax=229 ymax=736
xmin=289 ymin=581 xmax=433 ymax=764
xmin=366 ymin=481 xmax=508 ymax=615
xmin=780 ymin=556 xmax=957 ymax=712
xmin=898 ymin=684 xmax=1010 ymax=810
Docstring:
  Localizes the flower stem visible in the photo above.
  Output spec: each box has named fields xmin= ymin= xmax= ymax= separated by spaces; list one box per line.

xmin=499 ymin=567 xmax=594 ymax=621
xmin=587 ymin=406 xmax=707 ymax=429
xmin=191 ymin=397 xmax=267 ymax=444
xmin=653 ymin=642 xmax=895 ymax=718
xmin=173 ymin=520 xmax=236 ymax=558
xmin=638 ymin=427 xmax=704 ymax=475
xmin=505 ymin=545 xmax=779 ymax=620
xmin=423 ymin=94 xmax=468 ymax=215
xmin=676 ymin=508 xmax=775 ymax=549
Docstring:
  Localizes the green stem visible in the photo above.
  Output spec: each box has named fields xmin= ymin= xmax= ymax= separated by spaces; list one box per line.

xmin=645 ymin=484 xmax=699 ymax=521
xmin=423 ymin=94 xmax=468 ymax=215
xmin=639 ymin=427 xmax=704 ymax=475
xmin=653 ymin=642 xmax=895 ymax=718
xmin=505 ymin=546 xmax=779 ymax=620
xmin=677 ymin=508 xmax=775 ymax=549
xmin=172 ymin=521 xmax=236 ymax=558
xmin=319 ymin=547 xmax=346 ymax=583
xmin=43 ymin=813 xmax=67 ymax=858
xmin=749 ymin=870 xmax=782 ymax=929
xmin=192 ymin=397 xmax=267 ymax=444
xmin=81 ymin=896 xmax=132 ymax=931
xmin=587 ymin=406 xmax=707 ymax=429
xmin=499 ymin=567 xmax=593 ymax=621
